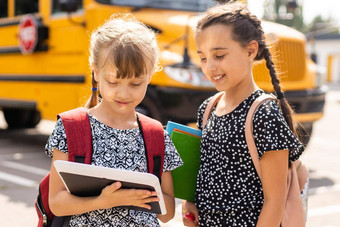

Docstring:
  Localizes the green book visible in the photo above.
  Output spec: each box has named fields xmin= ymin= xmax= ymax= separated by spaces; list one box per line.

xmin=171 ymin=130 xmax=201 ymax=202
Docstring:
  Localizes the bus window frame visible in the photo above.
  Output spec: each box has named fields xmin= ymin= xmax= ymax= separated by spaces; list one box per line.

xmin=0 ymin=0 xmax=8 ymax=18
xmin=14 ymin=0 xmax=39 ymax=16
xmin=51 ymin=0 xmax=83 ymax=15
xmin=50 ymin=9 xmax=84 ymax=19
xmin=94 ymin=0 xmax=214 ymax=12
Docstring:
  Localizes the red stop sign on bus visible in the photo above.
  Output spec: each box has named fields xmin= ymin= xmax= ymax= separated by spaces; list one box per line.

xmin=18 ymin=15 xmax=38 ymax=55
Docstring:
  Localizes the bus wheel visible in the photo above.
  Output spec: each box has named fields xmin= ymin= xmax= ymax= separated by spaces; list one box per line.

xmin=297 ymin=123 xmax=313 ymax=147
xmin=3 ymin=108 xmax=41 ymax=129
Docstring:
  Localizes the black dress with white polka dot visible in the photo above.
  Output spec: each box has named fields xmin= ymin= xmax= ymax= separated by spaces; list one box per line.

xmin=195 ymin=90 xmax=304 ymax=226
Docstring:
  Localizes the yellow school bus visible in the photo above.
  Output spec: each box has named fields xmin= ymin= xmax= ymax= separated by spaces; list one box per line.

xmin=0 ymin=0 xmax=326 ymax=145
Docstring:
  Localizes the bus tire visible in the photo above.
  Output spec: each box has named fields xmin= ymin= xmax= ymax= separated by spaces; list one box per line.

xmin=3 ymin=108 xmax=41 ymax=129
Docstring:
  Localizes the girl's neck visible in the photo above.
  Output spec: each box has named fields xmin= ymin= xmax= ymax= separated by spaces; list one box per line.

xmin=89 ymin=103 xmax=138 ymax=130
xmin=216 ymin=76 xmax=259 ymax=116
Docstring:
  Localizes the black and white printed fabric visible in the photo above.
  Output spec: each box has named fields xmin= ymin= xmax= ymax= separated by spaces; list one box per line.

xmin=45 ymin=114 xmax=183 ymax=227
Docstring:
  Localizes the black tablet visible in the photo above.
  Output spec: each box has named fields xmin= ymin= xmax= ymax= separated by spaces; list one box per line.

xmin=53 ymin=160 xmax=166 ymax=214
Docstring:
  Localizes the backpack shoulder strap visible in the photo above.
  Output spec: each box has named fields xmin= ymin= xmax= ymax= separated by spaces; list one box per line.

xmin=202 ymin=92 xmax=224 ymax=129
xmin=137 ymin=113 xmax=165 ymax=181
xmin=245 ymin=94 xmax=276 ymax=180
xmin=57 ymin=107 xmax=93 ymax=164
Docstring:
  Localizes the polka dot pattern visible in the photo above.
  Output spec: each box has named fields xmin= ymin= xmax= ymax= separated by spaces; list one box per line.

xmin=195 ymin=90 xmax=304 ymax=226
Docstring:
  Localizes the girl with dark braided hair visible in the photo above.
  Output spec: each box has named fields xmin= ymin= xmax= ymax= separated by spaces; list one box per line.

xmin=182 ymin=2 xmax=304 ymax=226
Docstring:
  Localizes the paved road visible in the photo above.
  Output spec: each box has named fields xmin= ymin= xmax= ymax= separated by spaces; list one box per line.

xmin=0 ymin=84 xmax=339 ymax=226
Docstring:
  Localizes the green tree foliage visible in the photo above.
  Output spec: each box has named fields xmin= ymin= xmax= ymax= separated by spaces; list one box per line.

xmin=263 ymin=0 xmax=305 ymax=32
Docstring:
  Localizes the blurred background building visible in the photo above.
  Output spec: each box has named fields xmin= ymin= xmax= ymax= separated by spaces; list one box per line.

xmin=251 ymin=0 xmax=340 ymax=84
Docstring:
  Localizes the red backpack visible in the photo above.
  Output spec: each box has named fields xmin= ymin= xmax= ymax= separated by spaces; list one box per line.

xmin=35 ymin=108 xmax=165 ymax=227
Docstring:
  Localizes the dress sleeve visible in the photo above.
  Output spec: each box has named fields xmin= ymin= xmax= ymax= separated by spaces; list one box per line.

xmin=45 ymin=118 xmax=69 ymax=158
xmin=162 ymin=130 xmax=183 ymax=172
xmin=252 ymin=100 xmax=304 ymax=162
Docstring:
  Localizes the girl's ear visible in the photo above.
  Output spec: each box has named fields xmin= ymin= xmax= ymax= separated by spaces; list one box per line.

xmin=92 ymin=65 xmax=99 ymax=82
xmin=247 ymin=40 xmax=259 ymax=61
xmin=147 ymin=73 xmax=152 ymax=84
xmin=147 ymin=66 xmax=162 ymax=84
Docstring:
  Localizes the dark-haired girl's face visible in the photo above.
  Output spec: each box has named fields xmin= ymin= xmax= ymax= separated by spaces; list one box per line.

xmin=195 ymin=24 xmax=256 ymax=92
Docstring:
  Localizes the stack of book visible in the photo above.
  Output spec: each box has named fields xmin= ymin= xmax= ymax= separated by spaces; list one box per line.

xmin=166 ymin=121 xmax=201 ymax=202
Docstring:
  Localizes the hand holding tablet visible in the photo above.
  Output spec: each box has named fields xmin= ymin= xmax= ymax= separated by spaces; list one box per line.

xmin=53 ymin=160 xmax=167 ymax=214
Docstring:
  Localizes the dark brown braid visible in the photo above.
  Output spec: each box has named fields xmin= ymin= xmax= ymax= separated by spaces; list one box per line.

xmin=84 ymin=70 xmax=99 ymax=109
xmin=262 ymin=48 xmax=296 ymax=135
xmin=196 ymin=2 xmax=297 ymax=135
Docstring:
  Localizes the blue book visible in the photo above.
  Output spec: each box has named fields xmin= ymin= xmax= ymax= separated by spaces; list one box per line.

xmin=166 ymin=121 xmax=202 ymax=138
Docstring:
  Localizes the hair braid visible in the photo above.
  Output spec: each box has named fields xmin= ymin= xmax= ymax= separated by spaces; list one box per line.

xmin=263 ymin=48 xmax=297 ymax=135
xmin=84 ymin=71 xmax=99 ymax=109
xmin=196 ymin=2 xmax=298 ymax=136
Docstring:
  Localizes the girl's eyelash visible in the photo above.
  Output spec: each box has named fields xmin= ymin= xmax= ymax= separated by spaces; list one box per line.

xmin=131 ymin=83 xmax=142 ymax=86
xmin=200 ymin=55 xmax=225 ymax=61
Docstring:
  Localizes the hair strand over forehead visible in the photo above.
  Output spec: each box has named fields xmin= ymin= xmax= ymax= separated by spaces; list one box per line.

xmin=195 ymin=2 xmax=298 ymax=137
xmin=85 ymin=14 xmax=160 ymax=109
xmin=195 ymin=2 xmax=265 ymax=60
xmin=89 ymin=14 xmax=159 ymax=79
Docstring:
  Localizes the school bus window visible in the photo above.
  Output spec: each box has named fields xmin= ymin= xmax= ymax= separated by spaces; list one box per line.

xmin=15 ymin=0 xmax=38 ymax=16
xmin=0 ymin=0 xmax=8 ymax=18
xmin=95 ymin=0 xmax=213 ymax=11
xmin=52 ymin=0 xmax=83 ymax=14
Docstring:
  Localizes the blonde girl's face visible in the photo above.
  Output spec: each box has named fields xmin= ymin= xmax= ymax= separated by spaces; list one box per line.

xmin=195 ymin=24 xmax=257 ymax=92
xmin=94 ymin=63 xmax=152 ymax=115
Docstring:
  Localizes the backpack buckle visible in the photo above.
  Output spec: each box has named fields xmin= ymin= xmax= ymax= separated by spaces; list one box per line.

xmin=42 ymin=214 xmax=47 ymax=225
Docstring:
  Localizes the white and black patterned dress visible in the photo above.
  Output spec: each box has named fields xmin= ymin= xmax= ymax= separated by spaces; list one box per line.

xmin=45 ymin=113 xmax=183 ymax=227
xmin=195 ymin=90 xmax=304 ymax=226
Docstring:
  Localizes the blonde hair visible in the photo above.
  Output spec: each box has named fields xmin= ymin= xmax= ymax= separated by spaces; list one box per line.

xmin=86 ymin=14 xmax=159 ymax=108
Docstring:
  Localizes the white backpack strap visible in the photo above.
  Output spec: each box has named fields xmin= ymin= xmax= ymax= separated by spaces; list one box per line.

xmin=202 ymin=92 xmax=224 ymax=129
xmin=245 ymin=94 xmax=276 ymax=180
